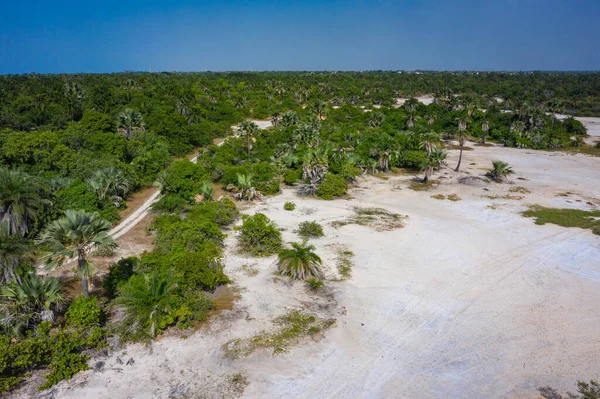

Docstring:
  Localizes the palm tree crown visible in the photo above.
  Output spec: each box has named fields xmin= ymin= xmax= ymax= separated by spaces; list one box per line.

xmin=37 ymin=210 xmax=116 ymax=297
xmin=277 ymin=240 xmax=322 ymax=280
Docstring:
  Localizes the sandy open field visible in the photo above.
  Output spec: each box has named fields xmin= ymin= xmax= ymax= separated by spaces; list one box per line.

xmin=26 ymin=120 xmax=600 ymax=399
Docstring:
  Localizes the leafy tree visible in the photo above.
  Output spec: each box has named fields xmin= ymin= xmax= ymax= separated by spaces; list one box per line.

xmin=0 ymin=274 xmax=65 ymax=336
xmin=0 ymin=222 xmax=32 ymax=283
xmin=38 ymin=210 xmax=116 ymax=297
xmin=0 ymin=168 xmax=51 ymax=237
xmin=277 ymin=240 xmax=322 ymax=280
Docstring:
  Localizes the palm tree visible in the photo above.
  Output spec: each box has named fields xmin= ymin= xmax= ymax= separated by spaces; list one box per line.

xmin=86 ymin=167 xmax=132 ymax=203
xmin=64 ymin=81 xmax=85 ymax=121
xmin=426 ymin=114 xmax=436 ymax=126
xmin=486 ymin=160 xmax=514 ymax=182
xmin=0 ymin=273 xmax=65 ymax=336
xmin=368 ymin=111 xmax=385 ymax=128
xmin=454 ymin=115 xmax=469 ymax=172
xmin=235 ymin=173 xmax=260 ymax=201
xmin=114 ymin=272 xmax=180 ymax=339
xmin=200 ymin=182 xmax=214 ymax=201
xmin=481 ymin=120 xmax=490 ymax=144
xmin=238 ymin=120 xmax=259 ymax=158
xmin=420 ymin=132 xmax=441 ymax=157
xmin=38 ymin=210 xmax=116 ymax=298
xmin=548 ymin=99 xmax=564 ymax=135
xmin=312 ymin=100 xmax=327 ymax=120
xmin=0 ymin=168 xmax=51 ymax=237
xmin=277 ymin=240 xmax=322 ymax=280
xmin=0 ymin=222 xmax=31 ymax=283
xmin=117 ymin=109 xmax=143 ymax=139
xmin=293 ymin=123 xmax=320 ymax=148
xmin=279 ymin=111 xmax=299 ymax=128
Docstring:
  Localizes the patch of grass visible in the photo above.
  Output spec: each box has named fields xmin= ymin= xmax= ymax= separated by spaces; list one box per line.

xmin=228 ymin=372 xmax=249 ymax=395
xmin=431 ymin=194 xmax=446 ymax=200
xmin=522 ymin=205 xmax=600 ymax=235
xmin=556 ymin=191 xmax=573 ymax=197
xmin=240 ymin=264 xmax=259 ymax=277
xmin=485 ymin=194 xmax=524 ymax=200
xmin=335 ymin=247 xmax=354 ymax=280
xmin=409 ymin=179 xmax=440 ymax=191
xmin=296 ymin=221 xmax=325 ymax=239
xmin=509 ymin=186 xmax=531 ymax=194
xmin=447 ymin=194 xmax=462 ymax=202
xmin=332 ymin=207 xmax=406 ymax=231
xmin=446 ymin=144 xmax=474 ymax=151
xmin=223 ymin=310 xmax=336 ymax=358
xmin=283 ymin=201 xmax=296 ymax=211
xmin=305 ymin=278 xmax=324 ymax=291
xmin=555 ymin=144 xmax=600 ymax=157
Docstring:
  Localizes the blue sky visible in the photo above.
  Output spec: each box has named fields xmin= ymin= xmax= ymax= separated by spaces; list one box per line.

xmin=1 ymin=0 xmax=599 ymax=74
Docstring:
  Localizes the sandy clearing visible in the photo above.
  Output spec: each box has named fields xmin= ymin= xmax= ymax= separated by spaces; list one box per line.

xmin=38 ymin=140 xmax=600 ymax=399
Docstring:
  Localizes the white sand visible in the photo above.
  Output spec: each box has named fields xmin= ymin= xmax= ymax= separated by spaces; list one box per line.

xmin=29 ymin=140 xmax=600 ymax=399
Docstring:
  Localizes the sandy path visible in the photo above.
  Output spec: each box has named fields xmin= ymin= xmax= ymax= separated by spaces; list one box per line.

xmin=39 ymin=139 xmax=600 ymax=399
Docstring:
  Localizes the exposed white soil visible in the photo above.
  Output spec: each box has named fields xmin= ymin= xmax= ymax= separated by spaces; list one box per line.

xmin=22 ymin=136 xmax=600 ymax=399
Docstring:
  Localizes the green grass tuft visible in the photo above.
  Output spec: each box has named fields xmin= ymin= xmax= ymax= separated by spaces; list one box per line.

xmin=522 ymin=205 xmax=600 ymax=235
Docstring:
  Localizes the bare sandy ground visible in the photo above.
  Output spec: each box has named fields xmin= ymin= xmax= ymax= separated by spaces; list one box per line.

xmin=27 ymin=138 xmax=600 ymax=399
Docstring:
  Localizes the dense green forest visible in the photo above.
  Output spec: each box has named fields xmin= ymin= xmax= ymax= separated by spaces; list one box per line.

xmin=0 ymin=71 xmax=597 ymax=392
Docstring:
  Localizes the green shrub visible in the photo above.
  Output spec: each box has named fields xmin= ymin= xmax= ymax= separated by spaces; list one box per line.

xmin=305 ymin=278 xmax=324 ymax=290
xmin=238 ymin=213 xmax=282 ymax=256
xmin=161 ymin=159 xmax=209 ymax=200
xmin=297 ymin=221 xmax=325 ymax=238
xmin=152 ymin=194 xmax=188 ymax=213
xmin=316 ymin=174 xmax=348 ymax=200
xmin=283 ymin=168 xmax=303 ymax=185
xmin=255 ymin=179 xmax=280 ymax=195
xmin=102 ymin=257 xmax=138 ymax=299
xmin=284 ymin=202 xmax=296 ymax=211
xmin=398 ymin=150 xmax=427 ymax=169
xmin=65 ymin=296 xmax=103 ymax=329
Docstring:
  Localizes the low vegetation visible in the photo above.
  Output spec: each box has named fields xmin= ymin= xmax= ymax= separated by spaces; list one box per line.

xmin=538 ymin=379 xmax=600 ymax=399
xmin=296 ymin=221 xmax=325 ymax=239
xmin=509 ymin=186 xmax=531 ymax=194
xmin=277 ymin=240 xmax=322 ymax=280
xmin=332 ymin=207 xmax=406 ymax=231
xmin=223 ymin=310 xmax=336 ymax=358
xmin=486 ymin=160 xmax=514 ymax=182
xmin=238 ymin=213 xmax=282 ymax=256
xmin=335 ymin=246 xmax=355 ymax=280
xmin=283 ymin=201 xmax=296 ymax=211
xmin=522 ymin=205 xmax=600 ymax=235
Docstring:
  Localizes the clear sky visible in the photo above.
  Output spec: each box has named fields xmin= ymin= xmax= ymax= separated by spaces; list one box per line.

xmin=1 ymin=0 xmax=599 ymax=74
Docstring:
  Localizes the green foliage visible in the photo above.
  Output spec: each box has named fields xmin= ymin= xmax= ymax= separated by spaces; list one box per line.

xmin=277 ymin=240 xmax=322 ymax=280
xmin=522 ymin=206 xmax=600 ymax=235
xmin=316 ymin=173 xmax=348 ymax=200
xmin=114 ymin=272 xmax=214 ymax=341
xmin=238 ymin=213 xmax=282 ymax=256
xmin=539 ymin=379 xmax=600 ymax=399
xmin=160 ymin=159 xmax=209 ymax=200
xmin=297 ymin=221 xmax=325 ymax=238
xmin=102 ymin=257 xmax=138 ymax=299
xmin=283 ymin=168 xmax=303 ymax=185
xmin=224 ymin=310 xmax=335 ymax=358
xmin=305 ymin=278 xmax=324 ymax=290
xmin=283 ymin=201 xmax=296 ymax=211
xmin=486 ymin=160 xmax=514 ymax=182
xmin=0 ymin=322 xmax=107 ymax=393
xmin=152 ymin=193 xmax=188 ymax=213
xmin=65 ymin=296 xmax=103 ymax=329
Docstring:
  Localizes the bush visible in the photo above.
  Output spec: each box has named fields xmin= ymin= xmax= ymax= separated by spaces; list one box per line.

xmin=152 ymin=194 xmax=188 ymax=213
xmin=65 ymin=296 xmax=104 ymax=329
xmin=297 ymin=221 xmax=324 ymax=238
xmin=238 ymin=213 xmax=282 ymax=256
xmin=102 ymin=257 xmax=138 ymax=299
xmin=316 ymin=174 xmax=348 ymax=200
xmin=305 ymin=278 xmax=324 ymax=291
xmin=161 ymin=159 xmax=209 ymax=200
xmin=284 ymin=202 xmax=296 ymax=211
xmin=397 ymin=150 xmax=427 ymax=169
xmin=255 ymin=179 xmax=280 ymax=195
xmin=283 ymin=168 xmax=303 ymax=185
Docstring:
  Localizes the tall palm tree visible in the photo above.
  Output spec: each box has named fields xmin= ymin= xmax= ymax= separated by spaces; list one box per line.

xmin=454 ymin=115 xmax=469 ymax=172
xmin=0 ymin=273 xmax=65 ymax=336
xmin=64 ymin=81 xmax=85 ymax=121
xmin=277 ymin=240 xmax=322 ymax=280
xmin=0 ymin=168 xmax=51 ymax=237
xmin=38 ymin=210 xmax=116 ymax=297
xmin=0 ymin=222 xmax=31 ymax=283
xmin=86 ymin=167 xmax=132 ymax=203
xmin=117 ymin=109 xmax=143 ymax=139
xmin=238 ymin=120 xmax=259 ymax=158
xmin=312 ymin=100 xmax=327 ymax=120
xmin=481 ymin=120 xmax=490 ymax=144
